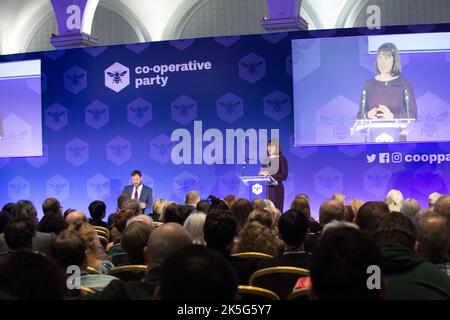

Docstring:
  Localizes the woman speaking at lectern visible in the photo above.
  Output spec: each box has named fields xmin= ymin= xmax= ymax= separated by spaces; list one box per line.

xmin=358 ymin=42 xmax=417 ymax=120
xmin=258 ymin=139 xmax=288 ymax=212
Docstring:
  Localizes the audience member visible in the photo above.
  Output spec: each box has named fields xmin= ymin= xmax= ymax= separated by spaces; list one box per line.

xmin=400 ymin=198 xmax=420 ymax=224
xmin=0 ymin=251 xmax=66 ymax=300
xmin=224 ymin=194 xmax=237 ymax=208
xmin=368 ymin=213 xmax=450 ymax=299
xmin=158 ymin=245 xmax=238 ymax=300
xmin=50 ymin=230 xmax=118 ymax=292
xmin=416 ymin=211 xmax=450 ymax=276
xmin=428 ymin=192 xmax=441 ymax=210
xmin=88 ymin=200 xmax=108 ymax=228
xmin=0 ymin=200 xmax=53 ymax=255
xmin=355 ymin=201 xmax=389 ymax=231
xmin=258 ymin=209 xmax=310 ymax=270
xmin=38 ymin=198 xmax=66 ymax=234
xmin=331 ymin=192 xmax=346 ymax=205
xmin=204 ymin=211 xmax=255 ymax=284
xmin=163 ymin=204 xmax=192 ymax=225
xmin=196 ymin=200 xmax=210 ymax=214
xmin=251 ymin=198 xmax=266 ymax=210
xmin=183 ymin=212 xmax=207 ymax=245
xmin=230 ymin=198 xmax=253 ymax=235
xmin=309 ymin=224 xmax=385 ymax=300
xmin=185 ymin=191 xmax=200 ymax=209
xmin=121 ymin=221 xmax=153 ymax=264
xmin=234 ymin=221 xmax=281 ymax=256
xmin=319 ymin=199 xmax=345 ymax=227
xmin=385 ymin=189 xmax=404 ymax=212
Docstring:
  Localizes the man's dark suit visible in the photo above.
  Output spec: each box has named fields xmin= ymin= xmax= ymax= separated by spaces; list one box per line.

xmin=0 ymin=231 xmax=54 ymax=255
xmin=121 ymin=184 xmax=153 ymax=214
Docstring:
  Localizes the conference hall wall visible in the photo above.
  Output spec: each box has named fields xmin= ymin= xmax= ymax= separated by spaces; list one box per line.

xmin=1 ymin=25 xmax=450 ymax=218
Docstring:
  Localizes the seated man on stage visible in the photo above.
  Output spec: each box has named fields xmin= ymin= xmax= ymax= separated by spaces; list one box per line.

xmin=121 ymin=170 xmax=153 ymax=215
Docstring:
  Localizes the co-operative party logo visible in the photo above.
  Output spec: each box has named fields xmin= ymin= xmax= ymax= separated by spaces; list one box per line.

xmin=104 ymin=62 xmax=130 ymax=92
xmin=252 ymin=183 xmax=263 ymax=195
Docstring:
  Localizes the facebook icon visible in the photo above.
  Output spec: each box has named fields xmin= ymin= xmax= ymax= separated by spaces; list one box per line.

xmin=379 ymin=153 xmax=390 ymax=163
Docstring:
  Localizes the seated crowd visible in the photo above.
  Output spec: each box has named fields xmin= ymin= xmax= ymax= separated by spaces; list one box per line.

xmin=0 ymin=189 xmax=448 ymax=300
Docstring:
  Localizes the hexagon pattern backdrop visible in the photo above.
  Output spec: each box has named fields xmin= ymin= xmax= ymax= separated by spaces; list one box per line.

xmin=1 ymin=27 xmax=450 ymax=219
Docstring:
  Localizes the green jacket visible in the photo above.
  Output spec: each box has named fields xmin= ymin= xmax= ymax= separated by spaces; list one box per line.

xmin=380 ymin=242 xmax=450 ymax=300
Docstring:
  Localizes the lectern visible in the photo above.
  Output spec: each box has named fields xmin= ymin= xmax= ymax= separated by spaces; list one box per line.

xmin=350 ymin=118 xmax=415 ymax=143
xmin=239 ymin=175 xmax=278 ymax=201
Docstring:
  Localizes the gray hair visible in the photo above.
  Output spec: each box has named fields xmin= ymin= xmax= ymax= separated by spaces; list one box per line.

xmin=183 ymin=212 xmax=207 ymax=245
xmin=400 ymin=198 xmax=420 ymax=224
xmin=322 ymin=220 xmax=359 ymax=236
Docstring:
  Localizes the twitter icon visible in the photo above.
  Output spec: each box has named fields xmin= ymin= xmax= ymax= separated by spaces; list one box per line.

xmin=366 ymin=154 xmax=376 ymax=163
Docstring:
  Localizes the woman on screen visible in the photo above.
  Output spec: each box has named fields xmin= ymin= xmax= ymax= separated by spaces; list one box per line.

xmin=258 ymin=139 xmax=288 ymax=212
xmin=358 ymin=42 xmax=417 ymax=120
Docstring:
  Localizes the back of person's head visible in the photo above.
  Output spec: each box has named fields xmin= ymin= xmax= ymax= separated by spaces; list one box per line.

xmin=183 ymin=212 xmax=207 ymax=245
xmin=68 ymin=220 xmax=101 ymax=255
xmin=355 ymin=201 xmax=389 ymax=231
xmin=63 ymin=208 xmax=76 ymax=219
xmin=4 ymin=219 xmax=35 ymax=251
xmin=160 ymin=245 xmax=238 ymax=300
xmin=65 ymin=210 xmax=87 ymax=225
xmin=416 ymin=211 xmax=449 ymax=260
xmin=295 ymin=193 xmax=310 ymax=202
xmin=367 ymin=213 xmax=417 ymax=249
xmin=248 ymin=209 xmax=273 ymax=228
xmin=88 ymin=200 xmax=106 ymax=220
xmin=291 ymin=197 xmax=311 ymax=219
xmin=185 ymin=191 xmax=200 ymax=206
xmin=42 ymin=198 xmax=61 ymax=216
xmin=196 ymin=200 xmax=210 ymax=214
xmin=319 ymin=199 xmax=345 ymax=227
xmin=208 ymin=195 xmax=230 ymax=210
xmin=278 ymin=209 xmax=308 ymax=249
xmin=203 ymin=210 xmax=236 ymax=251
xmin=428 ymin=192 xmax=441 ymax=209
xmin=11 ymin=200 xmax=37 ymax=223
xmin=121 ymin=221 xmax=153 ymax=264
xmin=349 ymin=199 xmax=364 ymax=217
xmin=385 ymin=189 xmax=404 ymax=212
xmin=117 ymin=193 xmax=131 ymax=210
xmin=152 ymin=198 xmax=167 ymax=215
xmin=310 ymin=225 xmax=384 ymax=300
xmin=113 ymin=209 xmax=135 ymax=233
xmin=163 ymin=204 xmax=192 ymax=225
xmin=50 ymin=230 xmax=87 ymax=270
xmin=0 ymin=251 xmax=66 ymax=300
xmin=146 ymin=222 xmax=192 ymax=267
xmin=251 ymin=197 xmax=266 ymax=210
xmin=400 ymin=198 xmax=420 ymax=224
xmin=231 ymin=198 xmax=253 ymax=234
xmin=434 ymin=195 xmax=450 ymax=224
xmin=235 ymin=221 xmax=279 ymax=256
xmin=126 ymin=215 xmax=154 ymax=228
xmin=124 ymin=199 xmax=141 ymax=216
xmin=224 ymin=194 xmax=237 ymax=208
xmin=1 ymin=203 xmax=16 ymax=218
xmin=344 ymin=205 xmax=355 ymax=222
xmin=38 ymin=210 xmax=67 ymax=235
xmin=331 ymin=193 xmax=346 ymax=204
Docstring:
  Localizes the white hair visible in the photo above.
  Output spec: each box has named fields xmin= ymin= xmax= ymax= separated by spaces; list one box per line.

xmin=183 ymin=212 xmax=207 ymax=245
xmin=385 ymin=189 xmax=404 ymax=212
xmin=428 ymin=192 xmax=441 ymax=208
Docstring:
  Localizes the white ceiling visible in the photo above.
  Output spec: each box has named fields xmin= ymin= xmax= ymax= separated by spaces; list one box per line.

xmin=0 ymin=0 xmax=447 ymax=55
